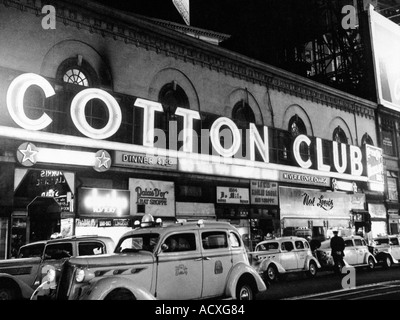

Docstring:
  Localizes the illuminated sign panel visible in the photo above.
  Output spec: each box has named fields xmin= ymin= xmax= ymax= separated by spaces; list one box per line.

xmin=3 ymin=73 xmax=369 ymax=183
xmin=78 ymin=188 xmax=130 ymax=217
xmin=365 ymin=144 xmax=384 ymax=192
xmin=113 ymin=151 xmax=178 ymax=170
xmin=369 ymin=6 xmax=400 ymax=111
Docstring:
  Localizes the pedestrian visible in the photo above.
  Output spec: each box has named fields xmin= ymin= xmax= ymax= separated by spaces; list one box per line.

xmin=330 ymin=228 xmax=345 ymax=274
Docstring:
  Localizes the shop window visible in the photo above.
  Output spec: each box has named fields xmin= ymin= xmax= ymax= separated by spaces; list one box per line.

xmin=202 ymin=231 xmax=228 ymax=249
xmin=332 ymin=126 xmax=348 ymax=144
xmin=382 ymin=129 xmax=395 ymax=156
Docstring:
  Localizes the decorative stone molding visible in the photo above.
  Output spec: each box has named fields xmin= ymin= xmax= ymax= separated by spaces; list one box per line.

xmin=3 ymin=0 xmax=376 ymax=120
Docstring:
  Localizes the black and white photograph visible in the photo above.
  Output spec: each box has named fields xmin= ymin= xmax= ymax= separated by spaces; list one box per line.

xmin=0 ymin=0 xmax=399 ymax=315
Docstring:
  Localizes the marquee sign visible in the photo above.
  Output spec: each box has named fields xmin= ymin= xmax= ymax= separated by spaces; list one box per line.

xmin=3 ymin=72 xmax=371 ymax=183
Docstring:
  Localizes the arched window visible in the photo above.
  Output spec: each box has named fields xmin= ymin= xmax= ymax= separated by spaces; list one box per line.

xmin=232 ymin=101 xmax=256 ymax=159
xmin=288 ymin=115 xmax=307 ymax=137
xmin=232 ymin=101 xmax=256 ymax=126
xmin=62 ymin=68 xmax=89 ymax=87
xmin=333 ymin=126 xmax=348 ymax=144
xmin=156 ymin=81 xmax=190 ymax=150
xmin=361 ymin=133 xmax=374 ymax=146
xmin=288 ymin=115 xmax=308 ymax=163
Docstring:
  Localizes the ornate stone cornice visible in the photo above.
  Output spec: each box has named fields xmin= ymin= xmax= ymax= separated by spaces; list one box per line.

xmin=3 ymin=0 xmax=376 ymax=120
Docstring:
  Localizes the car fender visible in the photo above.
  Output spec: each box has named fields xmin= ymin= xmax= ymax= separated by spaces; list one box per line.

xmin=225 ymin=262 xmax=267 ymax=299
xmin=362 ymin=252 xmax=377 ymax=265
xmin=78 ymin=276 xmax=156 ymax=300
xmin=378 ymin=252 xmax=399 ymax=264
xmin=0 ymin=273 xmax=34 ymax=299
xmin=304 ymin=256 xmax=321 ymax=270
xmin=258 ymin=258 xmax=286 ymax=274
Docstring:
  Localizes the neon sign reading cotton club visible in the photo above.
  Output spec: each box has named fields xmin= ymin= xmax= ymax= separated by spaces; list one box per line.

xmin=5 ymin=73 xmax=368 ymax=181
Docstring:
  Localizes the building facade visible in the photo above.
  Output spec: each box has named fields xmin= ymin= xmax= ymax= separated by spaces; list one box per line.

xmin=0 ymin=0 xmax=382 ymax=258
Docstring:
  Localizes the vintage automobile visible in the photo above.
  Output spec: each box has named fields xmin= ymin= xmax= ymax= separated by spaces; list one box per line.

xmin=46 ymin=215 xmax=267 ymax=300
xmin=316 ymin=235 xmax=377 ymax=271
xmin=0 ymin=235 xmax=115 ymax=300
xmin=247 ymin=236 xmax=321 ymax=282
xmin=368 ymin=235 xmax=400 ymax=268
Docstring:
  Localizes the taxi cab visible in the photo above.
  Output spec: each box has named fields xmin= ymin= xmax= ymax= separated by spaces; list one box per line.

xmin=316 ymin=235 xmax=377 ymax=270
xmin=49 ymin=214 xmax=267 ymax=300
xmin=369 ymin=235 xmax=400 ymax=268
xmin=248 ymin=236 xmax=321 ymax=282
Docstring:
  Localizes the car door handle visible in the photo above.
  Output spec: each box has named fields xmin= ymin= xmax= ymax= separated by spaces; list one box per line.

xmin=203 ymin=257 xmax=211 ymax=261
xmin=195 ymin=257 xmax=211 ymax=261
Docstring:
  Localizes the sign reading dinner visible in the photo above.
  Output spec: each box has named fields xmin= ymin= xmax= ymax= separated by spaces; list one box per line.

xmin=4 ymin=73 xmax=376 ymax=178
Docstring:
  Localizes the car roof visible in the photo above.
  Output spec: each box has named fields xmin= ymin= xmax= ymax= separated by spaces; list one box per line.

xmin=47 ymin=235 xmax=114 ymax=244
xmin=19 ymin=240 xmax=48 ymax=249
xmin=257 ymin=236 xmax=306 ymax=245
xmin=20 ymin=235 xmax=114 ymax=248
xmin=120 ymin=220 xmax=236 ymax=238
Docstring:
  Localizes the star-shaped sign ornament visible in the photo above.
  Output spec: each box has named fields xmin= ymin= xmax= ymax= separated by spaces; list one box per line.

xmin=94 ymin=150 xmax=111 ymax=172
xmin=17 ymin=142 xmax=38 ymax=166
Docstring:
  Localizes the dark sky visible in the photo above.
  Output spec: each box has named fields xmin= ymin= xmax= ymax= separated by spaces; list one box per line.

xmin=92 ymin=0 xmax=323 ymax=65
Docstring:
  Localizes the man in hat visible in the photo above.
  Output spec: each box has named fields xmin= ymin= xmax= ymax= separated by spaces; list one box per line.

xmin=330 ymin=228 xmax=345 ymax=274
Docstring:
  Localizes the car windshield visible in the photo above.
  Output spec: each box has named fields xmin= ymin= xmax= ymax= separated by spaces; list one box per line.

xmin=115 ymin=233 xmax=160 ymax=253
xmin=255 ymin=242 xmax=279 ymax=251
xmin=18 ymin=243 xmax=45 ymax=258
xmin=373 ymin=238 xmax=389 ymax=245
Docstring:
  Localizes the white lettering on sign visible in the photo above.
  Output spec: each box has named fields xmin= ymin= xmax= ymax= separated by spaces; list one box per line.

xmin=6 ymin=73 xmax=55 ymax=130
xmin=70 ymin=89 xmax=122 ymax=139
xmin=5 ymin=73 xmax=366 ymax=178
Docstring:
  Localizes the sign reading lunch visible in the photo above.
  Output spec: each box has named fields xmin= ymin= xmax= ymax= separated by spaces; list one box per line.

xmin=5 ymin=73 xmax=367 ymax=179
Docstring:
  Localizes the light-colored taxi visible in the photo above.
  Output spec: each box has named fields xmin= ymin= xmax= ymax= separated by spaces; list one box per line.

xmin=369 ymin=235 xmax=400 ymax=268
xmin=316 ymin=235 xmax=377 ymax=270
xmin=47 ymin=215 xmax=267 ymax=300
xmin=248 ymin=236 xmax=321 ymax=282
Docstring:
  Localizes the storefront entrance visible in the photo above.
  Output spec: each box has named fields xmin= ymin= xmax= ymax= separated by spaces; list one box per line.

xmin=10 ymin=197 xmax=61 ymax=257
xmin=28 ymin=197 xmax=61 ymax=242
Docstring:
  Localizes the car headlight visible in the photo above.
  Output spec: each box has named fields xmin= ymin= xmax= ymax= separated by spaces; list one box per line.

xmin=75 ymin=268 xmax=86 ymax=283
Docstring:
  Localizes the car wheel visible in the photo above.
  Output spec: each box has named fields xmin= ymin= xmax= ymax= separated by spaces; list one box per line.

xmin=367 ymin=257 xmax=375 ymax=270
xmin=264 ymin=265 xmax=278 ymax=282
xmin=236 ymin=279 xmax=255 ymax=300
xmin=104 ymin=289 xmax=136 ymax=300
xmin=306 ymin=261 xmax=318 ymax=278
xmin=0 ymin=287 xmax=17 ymax=300
xmin=384 ymin=256 xmax=392 ymax=269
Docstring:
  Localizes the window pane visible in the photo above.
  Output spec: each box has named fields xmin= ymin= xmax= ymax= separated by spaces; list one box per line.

xmin=202 ymin=231 xmax=228 ymax=249
xmin=78 ymin=242 xmax=105 ymax=255
xmin=164 ymin=233 xmax=196 ymax=252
